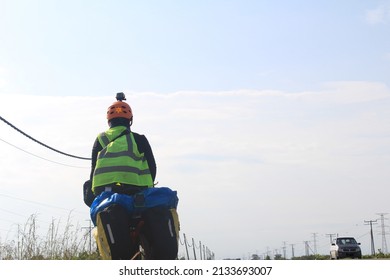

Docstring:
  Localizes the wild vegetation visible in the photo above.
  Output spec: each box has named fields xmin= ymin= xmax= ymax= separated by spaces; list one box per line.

xmin=2 ymin=214 xmax=390 ymax=260
xmin=0 ymin=214 xmax=98 ymax=260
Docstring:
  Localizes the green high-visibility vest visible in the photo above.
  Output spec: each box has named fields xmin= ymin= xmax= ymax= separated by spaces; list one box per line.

xmin=92 ymin=126 xmax=153 ymax=194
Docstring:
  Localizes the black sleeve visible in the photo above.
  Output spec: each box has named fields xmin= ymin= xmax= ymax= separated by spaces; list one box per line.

xmin=133 ymin=133 xmax=157 ymax=182
xmin=83 ymin=179 xmax=94 ymax=207
xmin=83 ymin=138 xmax=102 ymax=207
xmin=90 ymin=137 xmax=103 ymax=180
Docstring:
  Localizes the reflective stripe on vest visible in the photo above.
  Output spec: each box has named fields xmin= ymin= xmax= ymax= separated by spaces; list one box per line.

xmin=92 ymin=126 xmax=153 ymax=192
xmin=97 ymin=134 xmax=145 ymax=162
xmin=93 ymin=165 xmax=151 ymax=176
xmin=98 ymin=132 xmax=110 ymax=147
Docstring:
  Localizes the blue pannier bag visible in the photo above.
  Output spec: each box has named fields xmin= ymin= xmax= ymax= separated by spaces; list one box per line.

xmin=90 ymin=187 xmax=179 ymax=225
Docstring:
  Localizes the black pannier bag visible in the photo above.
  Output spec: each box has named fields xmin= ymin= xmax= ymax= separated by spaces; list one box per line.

xmin=91 ymin=187 xmax=180 ymax=260
xmin=141 ymin=206 xmax=179 ymax=260
xmin=95 ymin=204 xmax=136 ymax=260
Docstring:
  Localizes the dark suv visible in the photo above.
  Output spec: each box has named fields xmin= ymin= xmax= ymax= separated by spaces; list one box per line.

xmin=330 ymin=237 xmax=362 ymax=259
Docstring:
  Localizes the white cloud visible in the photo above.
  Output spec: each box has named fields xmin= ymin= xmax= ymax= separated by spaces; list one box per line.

xmin=0 ymin=84 xmax=389 ymax=258
xmin=292 ymin=81 xmax=390 ymax=104
xmin=365 ymin=3 xmax=390 ymax=25
xmin=0 ymin=66 xmax=8 ymax=89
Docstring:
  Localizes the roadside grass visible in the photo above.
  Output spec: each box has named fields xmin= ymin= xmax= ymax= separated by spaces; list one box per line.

xmin=2 ymin=215 xmax=390 ymax=260
xmin=0 ymin=214 xmax=99 ymax=260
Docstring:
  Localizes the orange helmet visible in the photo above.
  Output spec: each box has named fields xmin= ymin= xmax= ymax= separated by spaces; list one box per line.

xmin=106 ymin=101 xmax=133 ymax=120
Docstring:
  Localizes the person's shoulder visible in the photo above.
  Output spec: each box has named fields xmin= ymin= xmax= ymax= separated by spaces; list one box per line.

xmin=132 ymin=131 xmax=147 ymax=141
xmin=131 ymin=131 xmax=146 ymax=137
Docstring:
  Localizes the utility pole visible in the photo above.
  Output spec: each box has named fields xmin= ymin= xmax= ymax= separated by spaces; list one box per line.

xmin=312 ymin=233 xmax=318 ymax=255
xmin=81 ymin=220 xmax=94 ymax=254
xmin=304 ymin=241 xmax=310 ymax=256
xmin=282 ymin=241 xmax=287 ymax=259
xmin=290 ymin=244 xmax=295 ymax=259
xmin=265 ymin=247 xmax=271 ymax=260
xmin=364 ymin=219 xmax=378 ymax=256
xmin=376 ymin=213 xmax=388 ymax=254
xmin=326 ymin=233 xmax=336 ymax=244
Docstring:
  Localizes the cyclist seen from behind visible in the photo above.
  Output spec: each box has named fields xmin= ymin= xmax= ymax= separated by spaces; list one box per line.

xmin=83 ymin=92 xmax=179 ymax=260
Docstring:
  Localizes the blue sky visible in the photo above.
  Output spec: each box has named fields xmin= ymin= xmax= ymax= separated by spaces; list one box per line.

xmin=1 ymin=0 xmax=389 ymax=95
xmin=0 ymin=0 xmax=390 ymax=260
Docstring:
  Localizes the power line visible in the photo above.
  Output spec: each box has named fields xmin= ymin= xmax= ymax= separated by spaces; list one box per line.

xmin=0 ymin=193 xmax=84 ymax=216
xmin=0 ymin=115 xmax=91 ymax=160
xmin=0 ymin=207 xmax=28 ymax=218
xmin=0 ymin=137 xmax=88 ymax=169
